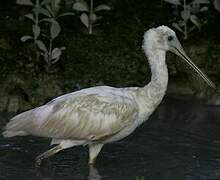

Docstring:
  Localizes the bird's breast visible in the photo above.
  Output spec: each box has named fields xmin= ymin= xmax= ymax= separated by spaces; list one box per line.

xmin=104 ymin=118 xmax=140 ymax=143
xmin=135 ymin=84 xmax=167 ymax=125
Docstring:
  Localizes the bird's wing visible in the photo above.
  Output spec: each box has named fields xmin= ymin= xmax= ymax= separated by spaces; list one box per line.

xmin=34 ymin=89 xmax=138 ymax=141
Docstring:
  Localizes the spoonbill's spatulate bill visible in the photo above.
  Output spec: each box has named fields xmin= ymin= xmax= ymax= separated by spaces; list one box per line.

xmin=2 ymin=26 xmax=215 ymax=166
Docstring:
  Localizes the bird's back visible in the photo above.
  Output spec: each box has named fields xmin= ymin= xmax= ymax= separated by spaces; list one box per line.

xmin=3 ymin=86 xmax=139 ymax=142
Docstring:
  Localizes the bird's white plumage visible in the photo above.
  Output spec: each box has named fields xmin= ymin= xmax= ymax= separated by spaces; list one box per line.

xmin=4 ymin=86 xmax=138 ymax=140
xmin=4 ymin=26 xmax=208 ymax=164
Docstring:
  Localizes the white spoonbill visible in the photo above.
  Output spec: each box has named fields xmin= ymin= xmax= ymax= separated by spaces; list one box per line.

xmin=2 ymin=26 xmax=215 ymax=166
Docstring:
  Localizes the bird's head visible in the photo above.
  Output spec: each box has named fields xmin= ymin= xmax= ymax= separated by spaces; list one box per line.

xmin=143 ymin=25 xmax=216 ymax=89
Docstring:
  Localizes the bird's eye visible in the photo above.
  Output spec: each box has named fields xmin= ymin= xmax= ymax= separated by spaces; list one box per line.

xmin=167 ymin=35 xmax=174 ymax=41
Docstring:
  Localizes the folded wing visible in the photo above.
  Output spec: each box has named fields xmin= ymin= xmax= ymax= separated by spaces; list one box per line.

xmin=3 ymin=88 xmax=138 ymax=141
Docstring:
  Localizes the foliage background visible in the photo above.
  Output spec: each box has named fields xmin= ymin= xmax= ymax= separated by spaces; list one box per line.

xmin=0 ymin=0 xmax=219 ymax=118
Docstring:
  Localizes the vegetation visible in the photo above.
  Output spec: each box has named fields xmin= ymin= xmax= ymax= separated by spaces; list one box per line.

xmin=164 ymin=0 xmax=220 ymax=39
xmin=0 ymin=0 xmax=219 ymax=113
xmin=17 ymin=0 xmax=74 ymax=67
xmin=164 ymin=0 xmax=207 ymax=39
xmin=73 ymin=0 xmax=111 ymax=34
xmin=214 ymin=0 xmax=220 ymax=11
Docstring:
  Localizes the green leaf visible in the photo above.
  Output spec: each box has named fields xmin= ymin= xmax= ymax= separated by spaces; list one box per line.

xmin=163 ymin=0 xmax=181 ymax=5
xmin=172 ymin=22 xmax=183 ymax=32
xmin=188 ymin=26 xmax=196 ymax=34
xmin=90 ymin=12 xmax=97 ymax=22
xmin=36 ymin=40 xmax=47 ymax=52
xmin=192 ymin=0 xmax=210 ymax=4
xmin=80 ymin=13 xmax=89 ymax=28
xmin=40 ymin=17 xmax=54 ymax=23
xmin=96 ymin=16 xmax=103 ymax=20
xmin=199 ymin=6 xmax=208 ymax=12
xmin=94 ymin=4 xmax=111 ymax=12
xmin=16 ymin=0 xmax=33 ymax=6
xmin=40 ymin=0 xmax=52 ymax=5
xmin=178 ymin=20 xmax=185 ymax=26
xmin=58 ymin=12 xmax=75 ymax=18
xmin=45 ymin=4 xmax=54 ymax=17
xmin=51 ymin=48 xmax=61 ymax=59
xmin=21 ymin=35 xmax=33 ymax=42
xmin=214 ymin=0 xmax=220 ymax=12
xmin=51 ymin=57 xmax=60 ymax=64
xmin=51 ymin=21 xmax=61 ymax=39
xmin=33 ymin=6 xmax=51 ymax=17
xmin=181 ymin=6 xmax=190 ymax=21
xmin=32 ymin=25 xmax=40 ymax=39
xmin=73 ymin=1 xmax=89 ymax=11
xmin=51 ymin=47 xmax=65 ymax=64
xmin=190 ymin=15 xmax=201 ymax=30
xmin=24 ymin=13 xmax=35 ymax=22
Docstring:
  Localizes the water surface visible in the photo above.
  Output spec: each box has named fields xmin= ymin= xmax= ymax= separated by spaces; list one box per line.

xmin=1 ymin=95 xmax=220 ymax=180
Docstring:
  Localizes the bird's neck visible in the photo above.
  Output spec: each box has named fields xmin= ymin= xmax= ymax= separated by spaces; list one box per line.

xmin=142 ymin=49 xmax=168 ymax=105
xmin=133 ymin=49 xmax=168 ymax=125
xmin=147 ymin=50 xmax=168 ymax=89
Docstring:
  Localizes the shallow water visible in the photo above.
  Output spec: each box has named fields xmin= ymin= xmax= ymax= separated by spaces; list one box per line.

xmin=1 ymin=95 xmax=220 ymax=180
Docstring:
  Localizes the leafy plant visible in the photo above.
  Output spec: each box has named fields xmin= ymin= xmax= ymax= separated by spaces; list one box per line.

xmin=164 ymin=0 xmax=210 ymax=39
xmin=214 ymin=0 xmax=220 ymax=12
xmin=17 ymin=0 xmax=74 ymax=67
xmin=73 ymin=0 xmax=111 ymax=34
xmin=135 ymin=176 xmax=145 ymax=180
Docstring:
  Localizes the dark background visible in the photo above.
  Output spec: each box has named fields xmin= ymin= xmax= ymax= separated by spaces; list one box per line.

xmin=0 ymin=0 xmax=220 ymax=122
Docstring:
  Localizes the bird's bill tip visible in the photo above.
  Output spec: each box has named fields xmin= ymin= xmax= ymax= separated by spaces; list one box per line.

xmin=171 ymin=39 xmax=216 ymax=89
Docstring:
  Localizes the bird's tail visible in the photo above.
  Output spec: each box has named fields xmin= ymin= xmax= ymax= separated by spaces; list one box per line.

xmin=2 ymin=129 xmax=28 ymax=137
xmin=2 ymin=110 xmax=32 ymax=138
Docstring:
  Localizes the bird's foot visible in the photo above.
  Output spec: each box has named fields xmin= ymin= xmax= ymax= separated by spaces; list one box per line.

xmin=34 ymin=145 xmax=63 ymax=167
xmin=35 ymin=156 xmax=43 ymax=167
xmin=88 ymin=158 xmax=96 ymax=165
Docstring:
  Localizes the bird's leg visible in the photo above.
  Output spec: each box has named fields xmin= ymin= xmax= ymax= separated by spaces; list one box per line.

xmin=35 ymin=144 xmax=63 ymax=167
xmin=88 ymin=143 xmax=104 ymax=164
xmin=88 ymin=165 xmax=101 ymax=180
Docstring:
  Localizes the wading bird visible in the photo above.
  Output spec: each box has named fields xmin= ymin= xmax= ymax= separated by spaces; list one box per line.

xmin=2 ymin=26 xmax=215 ymax=166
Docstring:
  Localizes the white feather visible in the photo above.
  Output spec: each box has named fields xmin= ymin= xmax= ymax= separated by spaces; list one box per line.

xmin=3 ymin=26 xmax=191 ymax=164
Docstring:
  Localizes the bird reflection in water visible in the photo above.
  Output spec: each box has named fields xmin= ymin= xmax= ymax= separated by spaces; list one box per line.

xmin=88 ymin=166 xmax=102 ymax=180
xmin=36 ymin=164 xmax=102 ymax=180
